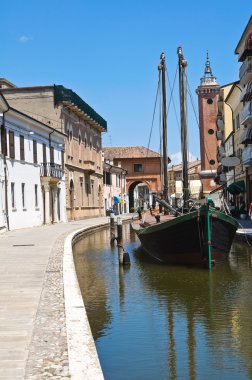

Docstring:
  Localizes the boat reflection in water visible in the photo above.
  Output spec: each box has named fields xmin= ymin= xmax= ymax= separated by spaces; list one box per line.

xmin=73 ymin=224 xmax=252 ymax=380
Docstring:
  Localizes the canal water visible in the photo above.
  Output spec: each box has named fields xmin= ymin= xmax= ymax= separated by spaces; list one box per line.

xmin=73 ymin=223 xmax=252 ymax=380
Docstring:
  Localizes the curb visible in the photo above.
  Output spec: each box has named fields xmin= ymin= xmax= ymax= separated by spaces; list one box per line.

xmin=63 ymin=223 xmax=107 ymax=380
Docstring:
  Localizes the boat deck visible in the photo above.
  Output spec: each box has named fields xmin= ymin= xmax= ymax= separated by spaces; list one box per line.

xmin=136 ymin=210 xmax=174 ymax=226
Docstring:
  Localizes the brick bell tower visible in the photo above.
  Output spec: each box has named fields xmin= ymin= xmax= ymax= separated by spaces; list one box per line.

xmin=196 ymin=52 xmax=220 ymax=196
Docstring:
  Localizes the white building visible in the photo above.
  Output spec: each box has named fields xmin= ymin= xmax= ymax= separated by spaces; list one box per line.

xmin=0 ymin=93 xmax=66 ymax=231
xmin=103 ymin=159 xmax=128 ymax=215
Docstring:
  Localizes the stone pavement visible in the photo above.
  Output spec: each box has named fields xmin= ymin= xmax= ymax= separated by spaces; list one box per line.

xmin=0 ymin=215 xmax=133 ymax=380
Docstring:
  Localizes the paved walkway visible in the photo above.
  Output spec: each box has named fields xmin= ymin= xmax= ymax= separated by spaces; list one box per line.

xmin=0 ymin=215 xmax=132 ymax=379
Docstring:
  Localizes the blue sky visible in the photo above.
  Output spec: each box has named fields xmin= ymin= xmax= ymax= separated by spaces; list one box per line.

xmin=1 ymin=1 xmax=251 ymax=163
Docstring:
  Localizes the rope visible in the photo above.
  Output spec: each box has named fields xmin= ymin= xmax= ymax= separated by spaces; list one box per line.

xmin=147 ymin=74 xmax=160 ymax=153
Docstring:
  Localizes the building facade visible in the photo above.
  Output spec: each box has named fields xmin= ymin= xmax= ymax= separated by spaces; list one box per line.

xmin=103 ymin=146 xmax=162 ymax=211
xmin=168 ymin=160 xmax=201 ymax=206
xmin=1 ymin=80 xmax=107 ymax=220
xmin=196 ymin=53 xmax=220 ymax=196
xmin=0 ymin=93 xmax=66 ymax=231
xmin=235 ymin=16 xmax=252 ymax=208
xmin=103 ymin=158 xmax=128 ymax=215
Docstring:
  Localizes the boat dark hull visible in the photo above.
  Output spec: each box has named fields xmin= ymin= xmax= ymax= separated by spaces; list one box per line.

xmin=133 ymin=206 xmax=238 ymax=267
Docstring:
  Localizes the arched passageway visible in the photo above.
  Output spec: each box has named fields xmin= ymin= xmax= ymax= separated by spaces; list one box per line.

xmin=128 ymin=181 xmax=151 ymax=211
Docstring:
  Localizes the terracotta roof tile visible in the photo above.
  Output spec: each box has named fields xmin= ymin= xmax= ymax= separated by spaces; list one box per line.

xmin=103 ymin=146 xmax=160 ymax=159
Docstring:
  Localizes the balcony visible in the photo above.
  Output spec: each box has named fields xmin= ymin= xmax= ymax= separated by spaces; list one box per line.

xmin=217 ymin=118 xmax=224 ymax=131
xmin=242 ymin=145 xmax=252 ymax=166
xmin=40 ymin=163 xmax=64 ymax=179
xmin=240 ymin=82 xmax=252 ymax=102
xmin=83 ymin=160 xmax=95 ymax=174
xmin=240 ymin=126 xmax=252 ymax=144
xmin=239 ymin=57 xmax=252 ymax=85
xmin=238 ymin=47 xmax=252 ymax=62
xmin=241 ymin=101 xmax=252 ymax=125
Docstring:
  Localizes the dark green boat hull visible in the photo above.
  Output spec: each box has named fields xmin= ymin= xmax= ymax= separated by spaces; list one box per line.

xmin=134 ymin=206 xmax=238 ymax=267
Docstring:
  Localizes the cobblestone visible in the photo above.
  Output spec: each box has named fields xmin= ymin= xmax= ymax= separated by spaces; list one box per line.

xmin=25 ymin=232 xmax=70 ymax=379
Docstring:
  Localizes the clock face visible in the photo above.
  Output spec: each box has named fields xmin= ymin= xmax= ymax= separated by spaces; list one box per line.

xmin=207 ymin=98 xmax=213 ymax=104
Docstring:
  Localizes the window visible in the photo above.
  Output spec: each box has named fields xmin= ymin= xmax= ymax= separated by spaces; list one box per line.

xmin=20 ymin=135 xmax=25 ymax=161
xmin=33 ymin=140 xmax=37 ymax=164
xmin=9 ymin=131 xmax=15 ymax=159
xmin=43 ymin=144 xmax=47 ymax=164
xmin=35 ymin=184 xmax=38 ymax=208
xmin=208 ymin=129 xmax=214 ymax=135
xmin=61 ymin=150 xmax=64 ymax=169
xmin=236 ymin=114 xmax=240 ymax=130
xmin=207 ymin=98 xmax=213 ymax=104
xmin=209 ymin=159 xmax=215 ymax=166
xmin=21 ymin=183 xmax=25 ymax=209
xmin=134 ymin=164 xmax=142 ymax=172
xmin=86 ymin=181 xmax=89 ymax=194
xmin=105 ymin=171 xmax=112 ymax=185
xmin=50 ymin=147 xmax=54 ymax=164
xmin=11 ymin=182 xmax=15 ymax=209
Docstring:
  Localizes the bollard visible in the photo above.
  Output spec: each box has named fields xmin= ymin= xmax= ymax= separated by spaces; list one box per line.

xmin=118 ymin=244 xmax=124 ymax=265
xmin=117 ymin=217 xmax=123 ymax=264
xmin=110 ymin=213 xmax=115 ymax=245
xmin=123 ymin=251 xmax=131 ymax=265
xmin=117 ymin=217 xmax=123 ymax=245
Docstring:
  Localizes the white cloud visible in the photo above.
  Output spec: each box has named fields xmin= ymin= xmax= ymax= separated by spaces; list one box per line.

xmin=19 ymin=35 xmax=31 ymax=43
xmin=169 ymin=152 xmax=197 ymax=166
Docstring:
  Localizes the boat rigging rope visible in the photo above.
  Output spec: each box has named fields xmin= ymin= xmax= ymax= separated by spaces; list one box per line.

xmin=147 ymin=75 xmax=160 ymax=153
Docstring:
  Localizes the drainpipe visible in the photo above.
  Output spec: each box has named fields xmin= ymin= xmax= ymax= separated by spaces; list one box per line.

xmin=49 ymin=128 xmax=56 ymax=150
xmin=1 ymin=107 xmax=10 ymax=230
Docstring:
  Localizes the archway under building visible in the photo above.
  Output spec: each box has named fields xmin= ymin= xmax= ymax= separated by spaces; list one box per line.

xmin=128 ymin=181 xmax=154 ymax=211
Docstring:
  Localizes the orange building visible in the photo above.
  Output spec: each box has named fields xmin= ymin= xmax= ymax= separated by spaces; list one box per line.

xmin=103 ymin=146 xmax=162 ymax=210
xmin=196 ymin=53 xmax=220 ymax=196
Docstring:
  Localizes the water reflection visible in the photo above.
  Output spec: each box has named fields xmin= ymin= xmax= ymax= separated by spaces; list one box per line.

xmin=73 ymin=224 xmax=252 ymax=380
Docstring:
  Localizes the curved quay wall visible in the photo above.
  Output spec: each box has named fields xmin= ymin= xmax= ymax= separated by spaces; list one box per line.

xmin=63 ymin=223 xmax=107 ymax=380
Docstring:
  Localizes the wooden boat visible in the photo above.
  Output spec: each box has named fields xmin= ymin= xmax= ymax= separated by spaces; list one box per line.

xmin=132 ymin=205 xmax=238 ymax=267
xmin=131 ymin=48 xmax=239 ymax=268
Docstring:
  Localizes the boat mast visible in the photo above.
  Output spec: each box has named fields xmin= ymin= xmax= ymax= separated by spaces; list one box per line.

xmin=177 ymin=46 xmax=190 ymax=208
xmin=158 ymin=52 xmax=169 ymax=203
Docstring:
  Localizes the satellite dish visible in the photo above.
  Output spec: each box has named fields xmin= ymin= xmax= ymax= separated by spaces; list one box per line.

xmin=221 ymin=156 xmax=240 ymax=167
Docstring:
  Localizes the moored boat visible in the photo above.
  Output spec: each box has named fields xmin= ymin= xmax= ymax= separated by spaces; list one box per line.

xmin=132 ymin=204 xmax=238 ymax=267
xmin=131 ymin=48 xmax=238 ymax=268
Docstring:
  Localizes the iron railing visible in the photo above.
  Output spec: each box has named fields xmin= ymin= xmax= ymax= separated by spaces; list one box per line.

xmin=40 ymin=163 xmax=64 ymax=179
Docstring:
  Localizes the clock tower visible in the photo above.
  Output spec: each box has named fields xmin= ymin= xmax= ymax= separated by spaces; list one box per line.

xmin=196 ymin=52 xmax=220 ymax=196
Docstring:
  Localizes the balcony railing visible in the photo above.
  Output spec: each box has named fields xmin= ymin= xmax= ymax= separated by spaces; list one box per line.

xmin=239 ymin=57 xmax=252 ymax=84
xmin=40 ymin=163 xmax=64 ymax=179
xmin=241 ymin=101 xmax=252 ymax=125
xmin=242 ymin=145 xmax=252 ymax=166
xmin=240 ymin=83 xmax=252 ymax=102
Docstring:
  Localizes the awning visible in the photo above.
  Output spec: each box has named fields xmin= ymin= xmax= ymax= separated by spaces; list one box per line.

xmin=210 ymin=184 xmax=225 ymax=194
xmin=227 ymin=180 xmax=245 ymax=195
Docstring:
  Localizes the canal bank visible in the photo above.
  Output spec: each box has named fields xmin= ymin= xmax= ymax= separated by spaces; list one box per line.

xmin=0 ymin=214 xmax=133 ymax=379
